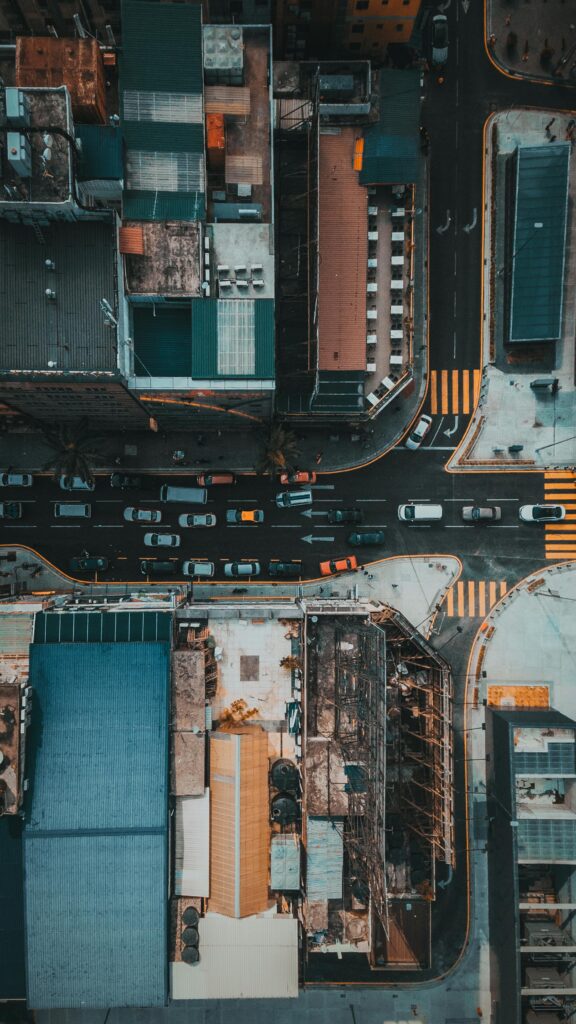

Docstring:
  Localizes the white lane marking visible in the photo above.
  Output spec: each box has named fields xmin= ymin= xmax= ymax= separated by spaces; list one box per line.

xmin=93 ymin=524 xmax=124 ymax=528
xmin=50 ymin=524 xmax=81 ymax=528
xmin=463 ymin=208 xmax=478 ymax=233
xmin=429 ymin=417 xmax=445 ymax=446
xmin=425 ymin=445 xmax=457 ymax=451
xmin=311 ymin=484 xmax=335 ymax=490
xmin=486 ymin=498 xmax=519 ymax=501
xmin=314 ymin=498 xmax=343 ymax=503
xmin=445 ymin=498 xmax=475 ymax=501
xmin=271 ymin=524 xmax=301 ymax=528
xmin=436 ymin=210 xmax=452 ymax=234
xmin=1 ymin=524 xmax=37 ymax=527
xmin=445 ymin=525 xmax=475 ymax=528
xmin=357 ymin=498 xmax=388 ymax=503
xmin=486 ymin=525 xmax=520 ymax=529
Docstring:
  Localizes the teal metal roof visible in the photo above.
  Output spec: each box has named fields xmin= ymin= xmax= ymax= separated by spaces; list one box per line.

xmin=509 ymin=143 xmax=570 ymax=343
xmin=24 ymin=640 xmax=170 ymax=1008
xmin=306 ymin=817 xmax=343 ymax=900
xmin=191 ymin=298 xmax=275 ymax=379
xmin=76 ymin=125 xmax=123 ymax=181
xmin=360 ymin=69 xmax=421 ymax=186
xmin=34 ymin=610 xmax=172 ymax=643
xmin=120 ymin=0 xmax=205 ymax=222
xmin=134 ymin=304 xmax=192 ymax=377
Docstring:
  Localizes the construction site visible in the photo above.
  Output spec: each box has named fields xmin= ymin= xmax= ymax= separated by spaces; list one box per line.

xmin=303 ymin=603 xmax=454 ymax=976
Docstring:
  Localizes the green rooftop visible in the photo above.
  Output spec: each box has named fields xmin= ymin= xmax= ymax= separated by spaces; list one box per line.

xmin=360 ymin=70 xmax=421 ymax=186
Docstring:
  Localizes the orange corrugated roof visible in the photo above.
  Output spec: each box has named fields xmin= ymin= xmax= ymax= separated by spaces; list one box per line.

xmin=318 ymin=129 xmax=368 ymax=372
xmin=119 ymin=225 xmax=145 ymax=255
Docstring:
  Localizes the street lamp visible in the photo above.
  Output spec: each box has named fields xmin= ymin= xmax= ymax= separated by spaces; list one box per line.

xmin=497 ymin=221 xmax=543 ymax=279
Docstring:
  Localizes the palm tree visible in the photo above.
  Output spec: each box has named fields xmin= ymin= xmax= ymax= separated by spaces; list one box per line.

xmin=257 ymin=422 xmax=300 ymax=476
xmin=38 ymin=419 xmax=106 ymax=484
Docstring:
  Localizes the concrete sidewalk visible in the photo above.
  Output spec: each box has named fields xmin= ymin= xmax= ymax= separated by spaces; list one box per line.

xmin=487 ymin=0 xmax=576 ymax=86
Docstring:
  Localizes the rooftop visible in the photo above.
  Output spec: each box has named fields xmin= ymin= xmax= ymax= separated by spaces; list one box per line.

xmin=123 ymin=221 xmax=202 ymax=296
xmin=24 ymin=640 xmax=170 ymax=1008
xmin=318 ymin=128 xmax=368 ymax=372
xmin=0 ymin=219 xmax=118 ymax=373
xmin=360 ymin=70 xmax=421 ymax=186
xmin=211 ymin=223 xmax=275 ymax=300
xmin=0 ymin=88 xmax=71 ymax=206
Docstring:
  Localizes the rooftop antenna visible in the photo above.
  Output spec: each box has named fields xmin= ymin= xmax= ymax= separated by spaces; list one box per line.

xmin=47 ymin=24 xmax=59 ymax=37
xmin=100 ymin=297 xmax=118 ymax=327
xmin=45 ymin=289 xmax=56 ymax=300
xmin=73 ymin=13 xmax=88 ymax=39
xmin=105 ymin=23 xmax=116 ymax=45
xmin=45 ymin=259 xmax=55 ymax=270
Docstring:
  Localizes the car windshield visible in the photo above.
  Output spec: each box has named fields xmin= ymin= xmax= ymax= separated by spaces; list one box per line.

xmin=535 ymin=506 xmax=559 ymax=520
xmin=434 ymin=20 xmax=447 ymax=44
xmin=405 ymin=506 xmax=415 ymax=520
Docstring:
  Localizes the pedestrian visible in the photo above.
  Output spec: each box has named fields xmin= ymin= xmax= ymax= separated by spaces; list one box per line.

xmin=314 ymin=451 xmax=323 ymax=464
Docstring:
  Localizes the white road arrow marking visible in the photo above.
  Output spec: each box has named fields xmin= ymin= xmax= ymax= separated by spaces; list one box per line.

xmin=311 ymin=484 xmax=335 ymax=490
xmin=301 ymin=508 xmax=329 ymax=518
xmin=461 ymin=0 xmax=470 ymax=13
xmin=438 ymin=0 xmax=451 ymax=10
xmin=302 ymin=534 xmax=335 ymax=544
xmin=463 ymin=207 xmax=477 ymax=233
xmin=436 ymin=210 xmax=452 ymax=235
xmin=444 ymin=415 xmax=460 ymax=437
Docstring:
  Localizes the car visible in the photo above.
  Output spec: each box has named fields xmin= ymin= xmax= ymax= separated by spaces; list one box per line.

xmin=123 ymin=507 xmax=162 ymax=523
xmin=182 ymin=560 xmax=215 ymax=578
xmin=196 ymin=473 xmax=235 ymax=486
xmin=59 ymin=475 xmax=95 ymax=491
xmin=143 ymin=532 xmax=181 ymax=547
xmin=519 ymin=504 xmax=566 ymax=523
xmin=405 ymin=414 xmax=433 ymax=450
xmin=0 ymin=502 xmax=22 ymax=519
xmin=268 ymin=560 xmax=302 ymax=578
xmin=110 ymin=473 xmax=141 ymax=489
xmin=398 ymin=503 xmax=443 ymax=522
xmin=327 ymin=508 xmax=363 ymax=525
xmin=0 ymin=472 xmax=33 ymax=487
xmin=226 ymin=508 xmax=264 ymax=524
xmin=178 ymin=513 xmax=217 ymax=528
xmin=462 ymin=506 xmax=502 ymax=522
xmin=140 ymin=560 xmax=176 ymax=577
xmin=279 ymin=470 xmax=317 ymax=485
xmin=347 ymin=530 xmax=385 ymax=547
xmin=319 ymin=555 xmax=359 ymax=576
xmin=431 ymin=14 xmax=448 ymax=66
xmin=69 ymin=556 xmax=108 ymax=572
xmin=223 ymin=561 xmax=261 ymax=577
xmin=275 ymin=489 xmax=313 ymax=508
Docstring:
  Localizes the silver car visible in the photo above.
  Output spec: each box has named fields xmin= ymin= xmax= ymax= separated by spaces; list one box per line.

xmin=0 ymin=471 xmax=33 ymax=487
xmin=461 ymin=506 xmax=501 ymax=522
xmin=223 ymin=561 xmax=261 ymax=577
xmin=178 ymin=513 xmax=217 ymax=528
xmin=431 ymin=14 xmax=448 ymax=66
xmin=143 ymin=532 xmax=180 ymax=547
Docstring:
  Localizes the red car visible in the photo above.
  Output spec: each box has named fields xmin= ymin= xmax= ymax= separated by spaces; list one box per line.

xmin=279 ymin=470 xmax=317 ymax=485
xmin=319 ymin=555 xmax=358 ymax=577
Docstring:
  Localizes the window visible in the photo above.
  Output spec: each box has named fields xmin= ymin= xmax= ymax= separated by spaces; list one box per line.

xmin=402 ymin=0 xmax=410 ymax=5
xmin=349 ymin=41 xmax=362 ymax=49
xmin=351 ymin=22 xmax=365 ymax=32
xmin=395 ymin=22 xmax=403 ymax=30
xmin=377 ymin=22 xmax=383 ymax=27
xmin=372 ymin=41 xmax=379 ymax=46
xmin=356 ymin=0 xmax=369 ymax=7
xmin=381 ymin=1 xmax=389 ymax=6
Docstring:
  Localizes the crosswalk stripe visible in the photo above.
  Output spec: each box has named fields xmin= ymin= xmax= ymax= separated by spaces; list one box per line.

xmin=478 ymin=580 xmax=486 ymax=618
xmin=543 ymin=494 xmax=576 ymax=500
xmin=441 ymin=370 xmax=449 ymax=415
xmin=462 ymin=370 xmax=470 ymax=414
xmin=457 ymin=581 xmax=465 ymax=617
xmin=431 ymin=370 xmax=438 ymax=415
xmin=489 ymin=580 xmax=497 ymax=606
xmin=452 ymin=369 xmax=459 ymax=413
xmin=546 ymin=545 xmax=576 ymax=552
xmin=473 ymin=369 xmax=481 ymax=403
xmin=446 ymin=586 xmax=454 ymax=616
xmin=446 ymin=579 xmax=507 ymax=618
xmin=545 ymin=471 xmax=576 ymax=478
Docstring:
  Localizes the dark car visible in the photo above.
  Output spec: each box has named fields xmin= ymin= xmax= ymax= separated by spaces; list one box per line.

xmin=328 ymin=508 xmax=363 ymax=525
xmin=0 ymin=501 xmax=22 ymax=519
xmin=69 ymin=556 xmax=108 ymax=572
xmin=110 ymin=473 xmax=141 ymax=489
xmin=268 ymin=560 xmax=302 ymax=578
xmin=347 ymin=530 xmax=385 ymax=547
xmin=140 ymin=560 xmax=177 ymax=576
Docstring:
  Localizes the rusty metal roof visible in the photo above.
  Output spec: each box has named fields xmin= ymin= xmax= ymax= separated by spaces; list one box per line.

xmin=318 ymin=129 xmax=367 ymax=372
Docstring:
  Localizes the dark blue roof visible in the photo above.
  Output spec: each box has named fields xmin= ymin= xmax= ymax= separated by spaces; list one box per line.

xmin=360 ymin=69 xmax=421 ymax=186
xmin=24 ymin=641 xmax=170 ymax=1008
xmin=0 ymin=818 xmax=25 ymax=999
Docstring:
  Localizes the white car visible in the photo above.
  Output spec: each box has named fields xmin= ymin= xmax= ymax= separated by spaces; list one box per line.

xmin=178 ymin=513 xmax=217 ymax=528
xmin=124 ymin=507 xmax=162 ymax=523
xmin=143 ymin=532 xmax=180 ymax=547
xmin=0 ymin=472 xmax=33 ymax=487
xmin=519 ymin=504 xmax=566 ymax=523
xmin=59 ymin=475 xmax=95 ymax=491
xmin=405 ymin=414 xmax=433 ymax=450
xmin=182 ymin=561 xmax=215 ymax=577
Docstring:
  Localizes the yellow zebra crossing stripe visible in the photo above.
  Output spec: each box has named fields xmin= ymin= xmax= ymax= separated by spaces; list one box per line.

xmin=430 ymin=369 xmax=481 ymax=416
xmin=445 ymin=580 xmax=507 ymax=618
xmin=544 ymin=472 xmax=576 ymax=560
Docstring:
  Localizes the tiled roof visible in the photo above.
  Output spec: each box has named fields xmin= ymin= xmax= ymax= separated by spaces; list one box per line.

xmin=318 ymin=129 xmax=367 ymax=372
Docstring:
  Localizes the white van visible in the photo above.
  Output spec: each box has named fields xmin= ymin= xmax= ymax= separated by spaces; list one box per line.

xmin=398 ymin=503 xmax=443 ymax=522
xmin=160 ymin=484 xmax=207 ymax=504
xmin=54 ymin=503 xmax=92 ymax=518
xmin=275 ymin=489 xmax=313 ymax=509
xmin=59 ymin=475 xmax=95 ymax=491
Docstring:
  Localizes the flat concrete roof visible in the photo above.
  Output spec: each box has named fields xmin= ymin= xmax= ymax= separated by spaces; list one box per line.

xmin=211 ymin=223 xmax=274 ymax=300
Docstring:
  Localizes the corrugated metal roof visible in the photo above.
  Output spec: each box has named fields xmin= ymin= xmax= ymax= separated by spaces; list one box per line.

xmin=191 ymin=299 xmax=275 ymax=379
xmin=174 ymin=791 xmax=210 ymax=897
xmin=134 ymin=304 xmax=192 ymax=377
xmin=360 ymin=69 xmax=420 ymax=186
xmin=318 ymin=129 xmax=367 ymax=372
xmin=0 ymin=611 xmax=34 ymax=654
xmin=0 ymin=220 xmax=118 ymax=373
xmin=0 ymin=819 xmax=25 ymax=1000
xmin=170 ymin=913 xmax=299 ymax=999
xmin=270 ymin=834 xmax=301 ymax=891
xmin=76 ymin=125 xmax=123 ymax=181
xmin=24 ymin=641 xmax=170 ymax=1008
xmin=121 ymin=0 xmax=203 ymax=95
xmin=306 ymin=816 xmax=344 ymax=900
xmin=33 ymin=610 xmax=172 ymax=644
xmin=509 ymin=143 xmax=570 ymax=343
xmin=123 ymin=190 xmax=205 ymax=222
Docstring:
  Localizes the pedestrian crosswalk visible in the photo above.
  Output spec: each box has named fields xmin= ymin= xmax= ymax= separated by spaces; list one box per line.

xmin=544 ymin=470 xmax=576 ymax=561
xmin=429 ymin=369 xmax=482 ymax=416
xmin=445 ymin=579 xmax=508 ymax=618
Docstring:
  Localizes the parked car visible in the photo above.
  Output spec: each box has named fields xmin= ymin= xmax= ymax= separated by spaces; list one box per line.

xmin=519 ymin=504 xmax=566 ymax=522
xmin=140 ymin=560 xmax=176 ymax=577
xmin=143 ymin=532 xmax=181 ymax=547
xmin=59 ymin=475 xmax=95 ymax=491
xmin=226 ymin=508 xmax=264 ymax=524
xmin=275 ymin=489 xmax=313 ymax=508
xmin=196 ymin=473 xmax=235 ymax=486
xmin=182 ymin=561 xmax=215 ymax=578
xmin=279 ymin=470 xmax=317 ymax=485
xmin=461 ymin=506 xmax=502 ymax=522
xmin=431 ymin=14 xmax=448 ymax=66
xmin=347 ymin=530 xmax=385 ymax=546
xmin=178 ymin=513 xmax=217 ymax=528
xmin=319 ymin=555 xmax=358 ymax=576
xmin=398 ymin=503 xmax=443 ymax=522
xmin=223 ymin=561 xmax=261 ymax=577
xmin=123 ymin=507 xmax=162 ymax=523
xmin=110 ymin=473 xmax=141 ymax=489
xmin=268 ymin=560 xmax=302 ymax=578
xmin=328 ymin=508 xmax=362 ymax=524
xmin=0 ymin=502 xmax=22 ymax=519
xmin=69 ymin=556 xmax=108 ymax=572
xmin=405 ymin=414 xmax=433 ymax=450
xmin=0 ymin=472 xmax=33 ymax=487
